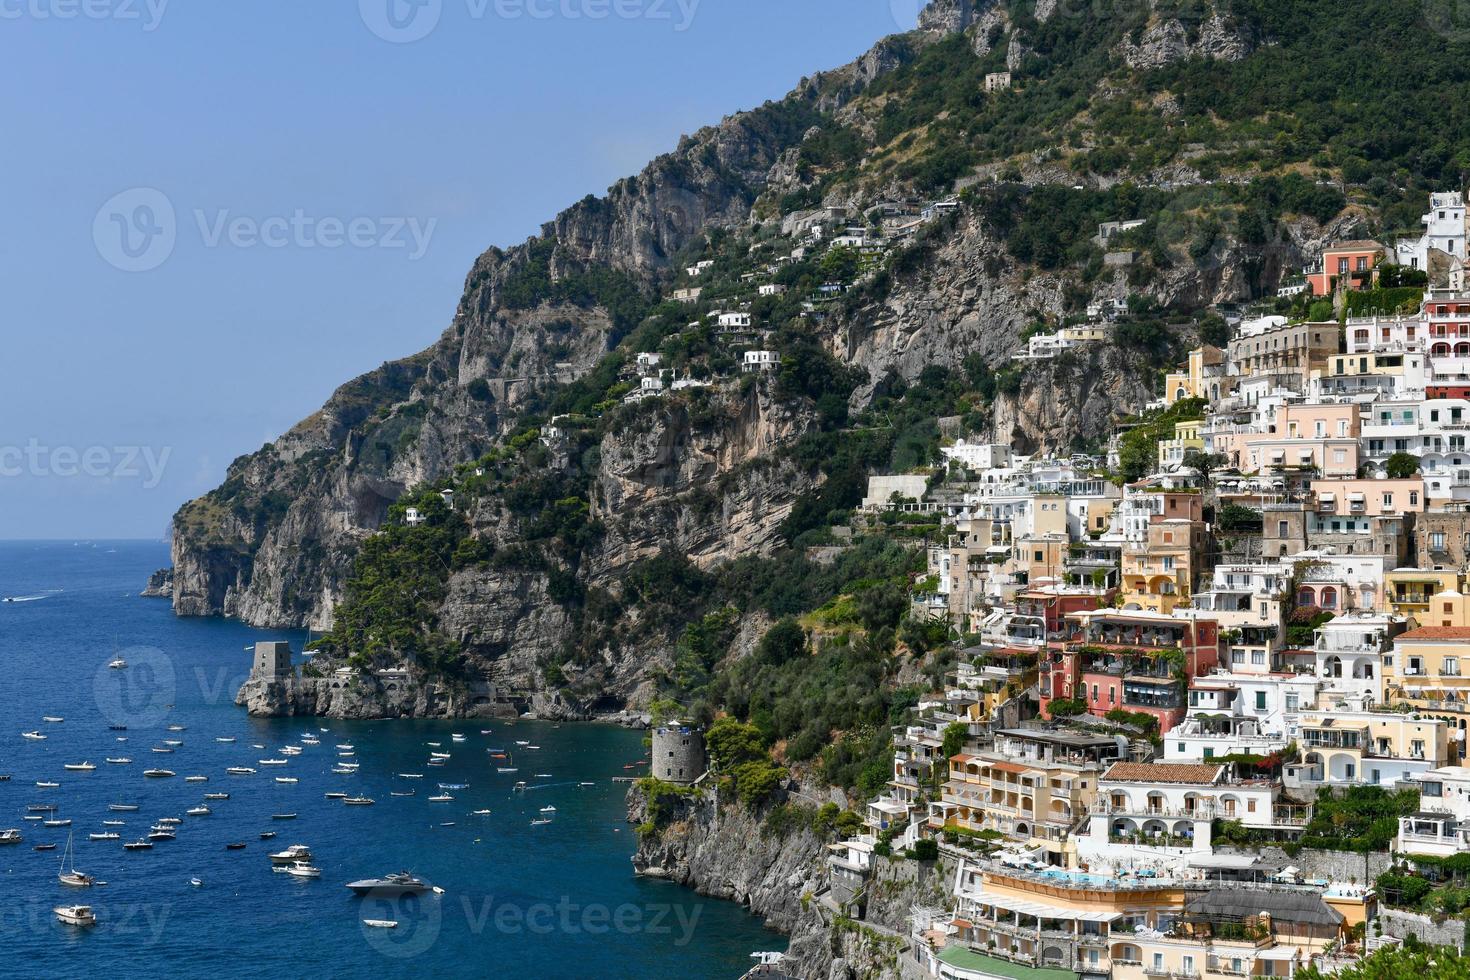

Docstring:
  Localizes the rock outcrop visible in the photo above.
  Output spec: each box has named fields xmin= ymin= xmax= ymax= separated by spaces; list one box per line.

xmin=139 ymin=567 xmax=173 ymax=598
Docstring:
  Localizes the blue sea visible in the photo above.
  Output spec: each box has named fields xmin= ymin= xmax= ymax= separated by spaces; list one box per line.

xmin=0 ymin=541 xmax=780 ymax=979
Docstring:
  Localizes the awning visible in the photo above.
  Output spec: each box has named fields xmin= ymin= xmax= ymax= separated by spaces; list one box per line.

xmin=1257 ymin=948 xmax=1300 ymax=962
xmin=1348 ymin=492 xmax=1366 ymax=500
xmin=966 ymin=890 xmax=1121 ymax=923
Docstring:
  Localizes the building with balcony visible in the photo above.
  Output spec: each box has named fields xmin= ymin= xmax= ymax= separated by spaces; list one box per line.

xmin=1296 ymin=706 xmax=1450 ymax=786
xmin=1307 ymin=240 xmax=1386 ymax=296
xmin=1314 ymin=613 xmax=1406 ymax=702
xmin=1121 ymin=519 xmax=1210 ymax=614
xmin=1384 ymin=567 xmax=1460 ymax=621
xmin=1164 ymin=345 xmax=1227 ymax=406
xmin=1084 ymin=763 xmax=1287 ymax=855
xmin=1163 ymin=672 xmax=1321 ymax=763
xmin=1417 ymin=508 xmax=1470 ymax=569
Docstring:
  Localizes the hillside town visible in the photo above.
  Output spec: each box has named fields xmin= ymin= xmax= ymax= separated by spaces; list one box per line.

xmin=787 ymin=191 xmax=1470 ymax=980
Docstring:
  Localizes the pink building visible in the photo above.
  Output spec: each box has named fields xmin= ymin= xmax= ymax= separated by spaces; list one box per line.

xmin=1310 ymin=479 xmax=1426 ymax=517
xmin=1309 ymin=241 xmax=1386 ymax=297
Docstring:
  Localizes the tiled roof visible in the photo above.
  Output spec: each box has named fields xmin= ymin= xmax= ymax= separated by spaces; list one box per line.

xmin=1104 ymin=762 xmax=1224 ymax=784
xmin=1399 ymin=627 xmax=1470 ymax=641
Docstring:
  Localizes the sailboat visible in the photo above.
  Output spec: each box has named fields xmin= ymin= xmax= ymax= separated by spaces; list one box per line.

xmin=58 ymin=833 xmax=94 ymax=887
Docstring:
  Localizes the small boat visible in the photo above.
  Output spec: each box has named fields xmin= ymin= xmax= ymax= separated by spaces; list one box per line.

xmin=157 ymin=817 xmax=182 ymax=826
xmin=514 ymin=741 xmax=530 ymax=747
xmin=27 ymin=804 xmax=57 ymax=813
xmin=43 ymin=717 xmax=64 ymax=724
xmin=215 ymin=737 xmax=236 ymax=743
xmin=534 ymin=773 xmax=552 ymax=779
xmin=389 ymin=791 xmax=415 ymax=797
xmin=480 ymin=730 xmax=493 ymax=735
xmin=512 ymin=781 xmax=527 ymax=792
xmin=35 ymin=843 xmax=58 ymax=851
xmin=281 ymin=747 xmax=302 ymax=756
xmin=150 ymin=747 xmax=174 ymax=754
xmin=36 ymin=781 xmax=59 ymax=789
xmin=497 ymin=767 xmax=518 ymax=774
xmin=343 ymin=797 xmax=374 ymax=806
xmin=439 ymin=822 xmax=456 ymax=827
xmin=428 ymin=794 xmax=453 ymax=803
xmin=225 ymin=842 xmax=247 ymax=850
xmin=143 ymin=769 xmax=175 ymax=778
xmin=55 ymin=905 xmax=97 ymax=927
xmin=203 ymin=793 xmax=229 ymax=800
xmin=123 ymin=840 xmax=153 ymax=851
xmin=189 ymin=878 xmax=203 ymax=887
xmin=471 ymin=809 xmax=491 ymax=816
xmin=43 ymin=819 xmax=73 ymax=828
xmin=362 ymin=919 xmax=398 ymax=929
xmin=185 ymin=775 xmax=208 ymax=783
xmin=438 ymin=783 xmax=468 ymax=790
xmin=285 ymin=862 xmax=322 ymax=879
xmin=88 ymin=833 xmax=119 ymax=841
xmin=0 ymin=829 xmax=21 ymax=844
xmin=105 ymin=758 xmax=131 ymax=765
xmin=397 ymin=773 xmax=423 ymax=779
xmin=429 ymin=752 xmax=451 ymax=760
xmin=108 ymin=804 xmax=140 ymax=812
xmin=324 ymin=792 xmax=347 ymax=800
xmin=427 ymin=759 xmax=446 ymax=766
xmin=268 ymin=844 xmax=311 ymax=863
xmin=226 ymin=767 xmax=256 ymax=775
xmin=162 ymin=739 xmax=183 ymax=747
xmin=63 ymin=762 xmax=96 ymax=772
xmin=451 ymin=734 xmax=466 ymax=742
xmin=108 ymin=657 xmax=128 ymax=669
xmin=530 ymin=818 xmax=552 ymax=826
xmin=58 ymin=834 xmax=94 ymax=887
xmin=108 ymin=725 xmax=127 ymax=731
xmin=271 ymin=813 xmax=297 ymax=821
xmin=23 ymin=815 xmax=44 ymax=822
xmin=539 ymin=806 xmax=556 ymax=814
xmin=259 ymin=832 xmax=277 ymax=840
xmin=275 ymin=777 xmax=298 ymax=784
xmin=331 ymin=767 xmax=356 ymax=775
xmin=167 ymin=725 xmax=185 ymax=732
xmin=147 ymin=831 xmax=175 ymax=842
xmin=186 ymin=806 xmax=211 ymax=817
xmin=525 ymin=745 xmax=540 ymax=750
xmin=21 ymin=731 xmax=46 ymax=740
xmin=102 ymin=820 xmax=125 ymax=827
xmin=259 ymin=759 xmax=288 ymax=766
xmin=336 ymin=744 xmax=354 ymax=751
xmin=251 ymin=744 xmax=264 ymax=750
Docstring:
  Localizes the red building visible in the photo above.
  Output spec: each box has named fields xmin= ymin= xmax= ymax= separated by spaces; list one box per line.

xmin=1014 ymin=585 xmax=1114 ymax=639
xmin=1038 ymin=610 xmax=1220 ymax=735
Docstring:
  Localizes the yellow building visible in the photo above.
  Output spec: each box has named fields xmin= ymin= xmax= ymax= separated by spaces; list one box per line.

xmin=1297 ymin=706 xmax=1452 ymax=783
xmin=1164 ymin=346 xmax=1225 ymax=406
xmin=1384 ymin=568 xmax=1460 ymax=623
xmin=1121 ymin=519 xmax=1206 ymax=613
xmin=1158 ymin=418 xmax=1205 ymax=471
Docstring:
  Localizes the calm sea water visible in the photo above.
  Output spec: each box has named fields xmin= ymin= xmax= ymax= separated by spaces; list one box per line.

xmin=0 ymin=541 xmax=780 ymax=979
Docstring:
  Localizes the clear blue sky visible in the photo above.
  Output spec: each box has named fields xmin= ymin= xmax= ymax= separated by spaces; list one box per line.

xmin=0 ymin=0 xmax=922 ymax=540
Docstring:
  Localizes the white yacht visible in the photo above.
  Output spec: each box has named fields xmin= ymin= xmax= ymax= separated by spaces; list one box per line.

xmin=63 ymin=762 xmax=95 ymax=772
xmin=108 ymin=657 xmax=127 ymax=670
xmin=54 ymin=905 xmax=96 ymax=927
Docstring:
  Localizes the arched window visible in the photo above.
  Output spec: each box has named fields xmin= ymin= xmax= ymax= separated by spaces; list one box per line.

xmin=1298 ymin=586 xmax=1316 ymax=607
xmin=1320 ymin=587 xmax=1338 ymax=609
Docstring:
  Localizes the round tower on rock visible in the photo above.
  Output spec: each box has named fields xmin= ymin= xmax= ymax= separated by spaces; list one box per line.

xmin=652 ymin=721 xmax=706 ymax=785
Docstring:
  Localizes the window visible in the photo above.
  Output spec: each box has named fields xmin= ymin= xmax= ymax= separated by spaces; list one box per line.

xmin=1203 ymin=747 xmax=1214 ymax=759
xmin=1255 ymin=691 xmax=1268 ymax=710
xmin=1252 ymin=651 xmax=1266 ymax=666
xmin=1446 ymin=657 xmax=1460 ymax=677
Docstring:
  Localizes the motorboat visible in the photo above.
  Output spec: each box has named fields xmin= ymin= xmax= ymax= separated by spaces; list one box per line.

xmin=186 ymin=806 xmax=211 ymax=817
xmin=105 ymin=758 xmax=131 ymax=765
xmin=343 ymin=797 xmax=374 ymax=806
xmin=429 ymin=752 xmax=451 ymax=760
xmin=162 ymin=739 xmax=183 ymax=747
xmin=150 ymin=747 xmax=174 ymax=754
xmin=259 ymin=759 xmax=288 ymax=766
xmin=345 ymin=872 xmax=432 ymax=897
xmin=0 ymin=829 xmax=21 ymax=844
xmin=43 ymin=819 xmax=72 ymax=828
xmin=157 ymin=817 xmax=182 ymax=826
xmin=122 ymin=841 xmax=153 ymax=851
xmin=497 ymin=767 xmax=518 ymax=774
xmin=36 ymin=781 xmax=59 ymax=788
xmin=88 ymin=833 xmax=119 ymax=841
xmin=530 ymin=818 xmax=552 ymax=826
xmin=270 ymin=813 xmax=297 ymax=820
xmin=259 ymin=831 xmax=277 ymax=840
xmin=428 ymin=794 xmax=453 ymax=803
xmin=185 ymin=775 xmax=208 ymax=783
xmin=362 ymin=919 xmax=398 ymax=929
xmin=43 ymin=717 xmax=64 ymax=724
xmin=225 ymin=767 xmax=256 ymax=775
xmin=285 ymin=862 xmax=321 ymax=879
xmin=190 ymin=878 xmax=203 ymax=887
xmin=324 ymin=792 xmax=347 ymax=800
xmin=143 ymin=769 xmax=175 ymax=778
xmin=55 ymin=905 xmax=97 ymax=927
xmin=268 ymin=844 xmax=312 ymax=864
xmin=397 ymin=773 xmax=423 ymax=779
xmin=108 ymin=804 xmax=140 ymax=812
xmin=275 ymin=777 xmax=298 ymax=784
xmin=108 ymin=725 xmax=127 ymax=732
xmin=102 ymin=820 xmax=125 ymax=826
xmin=471 ymin=809 xmax=491 ymax=816
xmin=539 ymin=806 xmax=556 ymax=814
xmin=146 ymin=831 xmax=176 ymax=842
xmin=389 ymin=790 xmax=415 ymax=797
xmin=215 ymin=737 xmax=236 ymax=743
xmin=27 ymin=804 xmax=58 ymax=812
xmin=167 ymin=725 xmax=185 ymax=732
xmin=226 ymin=842 xmax=247 ymax=850
xmin=34 ymin=843 xmax=57 ymax=851
xmin=63 ymin=762 xmax=95 ymax=772
xmin=203 ymin=793 xmax=229 ymax=800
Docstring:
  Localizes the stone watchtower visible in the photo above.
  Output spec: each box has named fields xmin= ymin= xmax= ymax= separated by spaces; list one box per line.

xmin=652 ymin=721 xmax=706 ymax=785
xmin=251 ymin=641 xmax=293 ymax=681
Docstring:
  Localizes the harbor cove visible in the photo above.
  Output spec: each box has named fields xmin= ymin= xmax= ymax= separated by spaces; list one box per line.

xmin=0 ymin=542 xmax=780 ymax=979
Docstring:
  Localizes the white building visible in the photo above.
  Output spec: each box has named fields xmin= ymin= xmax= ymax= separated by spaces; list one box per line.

xmin=405 ymin=507 xmax=425 ymax=527
xmin=742 ymin=350 xmax=779 ymax=373
xmin=1314 ymin=613 xmax=1405 ymax=702
xmin=635 ymin=352 xmax=662 ymax=375
xmin=717 ymin=312 xmax=752 ymax=329
xmin=942 ymin=440 xmax=1013 ymax=472
xmin=1398 ymin=766 xmax=1470 ymax=857
xmin=1083 ymin=763 xmax=1286 ymax=858
xmin=1397 ymin=191 xmax=1467 ymax=269
xmin=684 ymin=259 xmax=714 ymax=277
xmin=757 ymin=283 xmax=786 ymax=297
